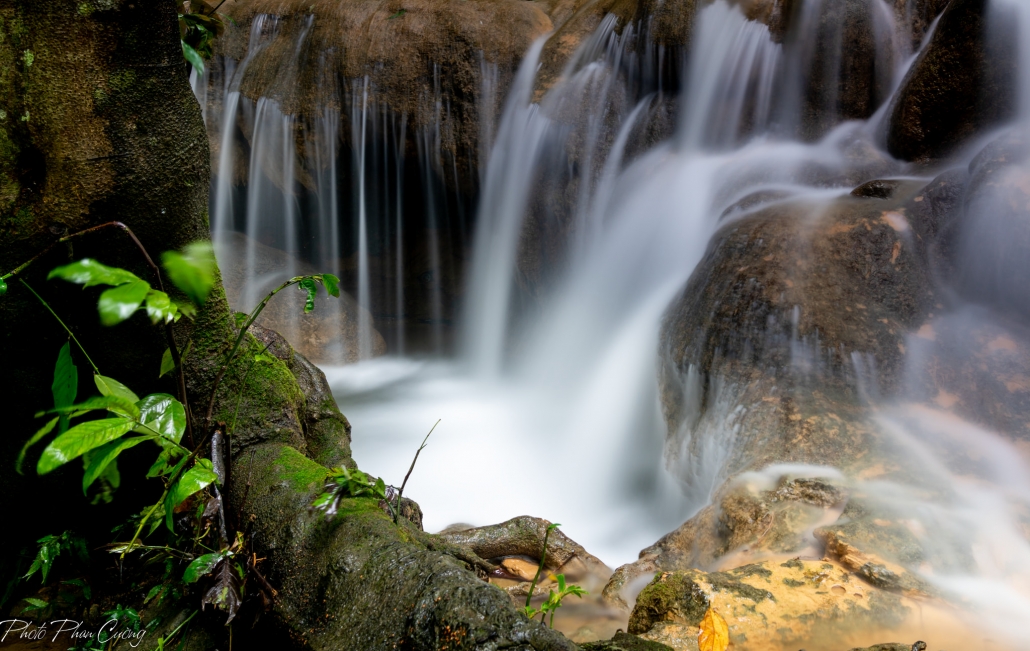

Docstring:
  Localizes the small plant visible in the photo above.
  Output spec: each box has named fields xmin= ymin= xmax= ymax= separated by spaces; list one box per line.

xmin=311 ymin=420 xmax=439 ymax=523
xmin=520 ymin=523 xmax=587 ymax=628
xmin=538 ymin=573 xmax=587 ymax=628
xmin=23 ymin=531 xmax=89 ymax=584
xmin=178 ymin=1 xmax=229 ymax=75
xmin=312 ymin=467 xmax=388 ymax=517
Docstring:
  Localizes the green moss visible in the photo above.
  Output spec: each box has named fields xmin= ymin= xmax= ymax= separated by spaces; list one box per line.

xmin=628 ymin=572 xmax=711 ymax=634
xmin=109 ymin=69 xmax=135 ymax=92
xmin=271 ymin=444 xmax=326 ymax=493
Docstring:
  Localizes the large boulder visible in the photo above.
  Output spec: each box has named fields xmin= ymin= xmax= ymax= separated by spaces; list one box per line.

xmin=885 ymin=0 xmax=1018 ymax=162
xmin=657 ymin=179 xmax=940 ymax=472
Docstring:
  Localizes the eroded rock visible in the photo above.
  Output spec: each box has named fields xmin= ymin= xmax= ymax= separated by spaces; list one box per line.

xmin=626 ymin=560 xmax=913 ymax=650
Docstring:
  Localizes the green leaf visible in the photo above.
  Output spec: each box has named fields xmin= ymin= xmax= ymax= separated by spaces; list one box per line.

xmin=52 ymin=342 xmax=77 ymax=418
xmin=175 ymin=301 xmax=197 ymax=319
xmin=321 ymin=273 xmax=340 ymax=298
xmin=162 ymin=241 xmax=215 ymax=306
xmin=159 ymin=348 xmax=175 ymax=377
xmin=82 ymin=436 xmax=149 ymax=494
xmin=48 ymin=395 xmax=140 ymax=420
xmin=16 ymin=417 xmax=59 ymax=474
xmin=98 ymin=279 xmax=151 ymax=326
xmin=52 ymin=342 xmax=78 ymax=435
xmin=37 ymin=417 xmax=135 ymax=474
xmin=165 ymin=461 xmax=217 ymax=530
xmin=144 ymin=585 xmax=163 ymax=604
xmin=48 ymin=259 xmax=141 ymax=288
xmin=388 ymin=9 xmax=406 ymax=18
xmin=22 ymin=597 xmax=48 ymax=611
xmin=134 ymin=393 xmax=186 ymax=443
xmin=95 ymin=374 xmax=140 ymax=404
xmin=181 ymin=41 xmax=204 ymax=74
xmin=183 ymin=552 xmax=227 ymax=583
xmin=298 ymin=277 xmax=318 ymax=313
xmin=144 ymin=290 xmax=179 ymax=324
xmin=0 ymin=276 xmax=7 ymax=296
xmin=147 ymin=449 xmax=174 ymax=478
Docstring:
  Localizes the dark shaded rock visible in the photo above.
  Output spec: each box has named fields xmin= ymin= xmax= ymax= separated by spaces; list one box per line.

xmin=792 ymin=0 xmax=896 ymax=140
xmin=886 ymin=0 xmax=1018 ymax=161
xmin=579 ymin=631 xmax=674 ymax=651
xmin=851 ymin=179 xmax=903 ymax=199
xmin=954 ymin=131 xmax=1030 ymax=321
xmin=904 ymin=168 xmax=966 ymax=263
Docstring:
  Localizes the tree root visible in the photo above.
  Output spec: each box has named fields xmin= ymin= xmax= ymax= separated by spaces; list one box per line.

xmin=438 ymin=516 xmax=610 ymax=578
xmin=414 ymin=529 xmax=500 ymax=577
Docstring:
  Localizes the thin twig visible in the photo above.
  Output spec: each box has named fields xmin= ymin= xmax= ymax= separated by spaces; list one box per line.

xmin=393 ymin=419 xmax=440 ymax=524
xmin=19 ymin=279 xmax=100 ymax=374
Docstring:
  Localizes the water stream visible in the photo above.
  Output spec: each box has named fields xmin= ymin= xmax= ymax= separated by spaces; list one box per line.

xmin=199 ymin=0 xmax=1030 ymax=644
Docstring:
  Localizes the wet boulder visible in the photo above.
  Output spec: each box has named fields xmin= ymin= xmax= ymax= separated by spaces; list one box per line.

xmin=952 ymin=130 xmax=1030 ymax=321
xmin=886 ymin=0 xmax=1018 ymax=162
xmin=626 ymin=560 xmax=921 ymax=650
xmin=658 ymin=181 xmax=937 ymax=476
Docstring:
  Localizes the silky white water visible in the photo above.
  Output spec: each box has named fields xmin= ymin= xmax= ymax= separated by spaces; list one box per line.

xmin=201 ymin=0 xmax=1030 ymax=645
xmin=325 ymin=1 xmax=899 ymax=566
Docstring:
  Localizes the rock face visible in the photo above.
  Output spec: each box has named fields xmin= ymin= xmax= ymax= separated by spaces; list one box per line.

xmin=953 ymin=130 xmax=1030 ymax=321
xmin=625 ymin=560 xmax=933 ymax=651
xmin=216 ymin=0 xmax=554 ymax=190
xmin=886 ymin=0 xmax=1018 ymax=161
xmin=217 ymin=231 xmax=387 ymax=363
xmin=658 ymin=180 xmax=938 ymax=480
xmin=791 ymin=0 xmax=897 ymax=140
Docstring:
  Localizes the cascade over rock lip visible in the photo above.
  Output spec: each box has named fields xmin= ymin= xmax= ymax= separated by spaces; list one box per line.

xmin=886 ymin=0 xmax=1018 ymax=162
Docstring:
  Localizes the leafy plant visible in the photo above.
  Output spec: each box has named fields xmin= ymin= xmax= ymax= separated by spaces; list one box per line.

xmin=178 ymin=1 xmax=228 ymax=75
xmin=520 ymin=523 xmax=587 ymax=628
xmin=23 ymin=531 xmax=89 ymax=584
xmin=104 ymin=603 xmax=142 ymax=633
xmin=3 ymin=224 xmax=337 ymax=632
xmin=312 ymin=467 xmax=388 ymax=517
xmin=538 ymin=573 xmax=587 ymax=628
xmin=20 ymin=596 xmax=49 ymax=616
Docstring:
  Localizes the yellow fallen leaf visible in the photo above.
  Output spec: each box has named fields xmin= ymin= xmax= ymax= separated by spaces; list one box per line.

xmin=698 ymin=607 xmax=729 ymax=651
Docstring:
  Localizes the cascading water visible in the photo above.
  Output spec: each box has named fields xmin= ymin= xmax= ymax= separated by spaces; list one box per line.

xmin=198 ymin=0 xmax=1030 ymax=646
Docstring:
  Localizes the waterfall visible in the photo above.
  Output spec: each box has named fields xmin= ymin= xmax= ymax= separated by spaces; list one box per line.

xmin=195 ymin=1 xmax=1030 ymax=643
xmin=199 ymin=13 xmax=484 ymax=361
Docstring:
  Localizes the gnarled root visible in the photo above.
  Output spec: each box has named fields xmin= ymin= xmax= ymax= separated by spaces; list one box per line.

xmin=439 ymin=516 xmax=611 ymax=592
